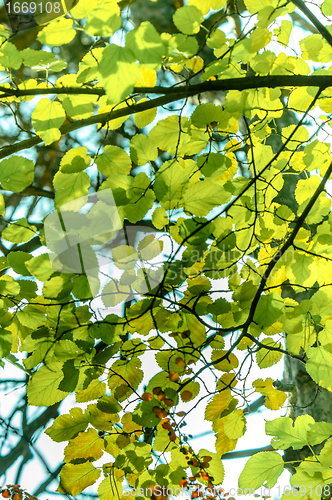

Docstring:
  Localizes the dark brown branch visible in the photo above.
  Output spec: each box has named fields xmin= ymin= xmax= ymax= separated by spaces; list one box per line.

xmin=1 ymin=75 xmax=332 ymax=162
xmin=1 ymin=75 xmax=332 ymax=99
xmin=0 ymin=185 xmax=55 ymax=199
xmin=222 ymin=444 xmax=274 ymax=459
xmin=291 ymin=0 xmax=332 ymax=47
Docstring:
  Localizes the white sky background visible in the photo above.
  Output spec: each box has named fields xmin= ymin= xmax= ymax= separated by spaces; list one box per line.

xmin=1 ymin=1 xmax=332 ymax=499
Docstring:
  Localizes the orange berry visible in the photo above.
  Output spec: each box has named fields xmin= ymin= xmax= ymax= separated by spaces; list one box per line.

xmin=158 ymin=409 xmax=168 ymax=418
xmin=169 ymin=432 xmax=176 ymax=441
xmin=2 ymin=491 xmax=10 ymax=499
xmin=169 ymin=371 xmax=179 ymax=382
xmin=164 ymin=399 xmax=174 ymax=407
xmin=153 ymin=407 xmax=161 ymax=416
xmin=157 ymin=392 xmax=165 ymax=401
xmin=142 ymin=392 xmax=153 ymax=402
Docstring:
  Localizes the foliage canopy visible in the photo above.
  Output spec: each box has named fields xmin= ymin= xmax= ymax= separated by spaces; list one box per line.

xmin=2 ymin=0 xmax=332 ymax=498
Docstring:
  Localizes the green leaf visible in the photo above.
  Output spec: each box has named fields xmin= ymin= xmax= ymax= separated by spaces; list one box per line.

xmin=37 ymin=18 xmax=76 ymax=46
xmin=191 ymin=103 xmax=224 ymax=128
xmin=97 ymin=395 xmax=121 ymax=414
xmin=265 ymin=415 xmax=314 ymax=449
xmin=59 ymin=147 xmax=91 ymax=173
xmin=96 ymin=145 xmax=132 ymax=176
xmin=306 ymin=345 xmax=332 ymax=391
xmin=43 ymin=275 xmax=72 ymax=299
xmin=0 ymin=328 xmax=12 ymax=358
xmin=53 ymin=171 xmax=90 ymax=208
xmin=98 ymin=45 xmax=140 ymax=103
xmin=254 ymin=293 xmax=285 ymax=330
xmin=85 ymin=1 xmax=121 ymax=36
xmin=17 ymin=304 xmax=47 ymax=329
xmin=2 ymin=219 xmax=37 ymax=244
xmin=46 ymin=407 xmax=90 ymax=442
xmin=173 ymin=5 xmax=204 ymax=35
xmin=108 ymin=357 xmax=143 ymax=401
xmin=0 ymin=276 xmax=20 ymax=296
xmin=114 ymin=442 xmax=153 ymax=473
xmin=76 ymin=379 xmax=107 ymax=403
xmin=0 ymin=42 xmax=22 ymax=69
xmin=130 ymin=134 xmax=158 ymax=165
xmin=0 ymin=156 xmax=34 ymax=192
xmin=238 ymin=451 xmax=284 ymax=490
xmin=322 ymin=0 xmax=332 ymax=15
xmin=101 ymin=279 xmax=131 ymax=308
xmin=307 ymin=422 xmax=332 ymax=445
xmin=183 ymin=180 xmax=232 ymax=216
xmin=197 ymin=449 xmax=224 ymax=484
xmin=25 ymin=253 xmax=55 ymax=281
xmin=32 ymin=98 xmax=66 ymax=146
xmin=27 ymin=362 xmax=69 ymax=406
xmin=98 ymin=475 xmax=123 ymax=500
xmin=152 ymin=207 xmax=169 ymax=229
xmin=126 ymin=22 xmax=165 ymax=70
xmin=72 ymin=275 xmax=94 ymax=300
xmin=256 ymin=338 xmax=283 ymax=368
xmin=7 ymin=251 xmax=32 ymax=276
xmin=58 ymin=360 xmax=79 ymax=392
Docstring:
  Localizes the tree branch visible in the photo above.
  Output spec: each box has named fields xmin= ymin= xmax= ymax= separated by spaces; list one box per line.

xmin=290 ymin=0 xmax=332 ymax=47
xmin=1 ymin=75 xmax=332 ymax=161
xmin=1 ymin=75 xmax=332 ymax=99
xmin=222 ymin=444 xmax=274 ymax=459
xmin=32 ymin=464 xmax=63 ymax=497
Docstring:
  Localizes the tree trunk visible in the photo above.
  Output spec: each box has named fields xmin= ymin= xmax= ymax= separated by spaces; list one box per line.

xmin=282 ymin=356 xmax=332 ymax=475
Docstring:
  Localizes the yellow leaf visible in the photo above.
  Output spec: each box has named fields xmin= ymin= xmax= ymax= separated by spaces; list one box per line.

xmin=97 ymin=97 xmax=135 ymax=130
xmin=64 ymin=428 xmax=105 ymax=462
xmin=185 ymin=55 xmax=204 ymax=72
xmin=98 ymin=475 xmax=123 ymax=500
xmin=135 ymin=67 xmax=157 ymax=87
xmin=211 ymin=349 xmax=239 ymax=371
xmin=256 ymin=338 xmax=283 ymax=368
xmin=188 ymin=0 xmax=226 ymax=15
xmin=223 ymin=410 xmax=246 ymax=439
xmin=134 ymin=98 xmax=157 ymax=128
xmin=253 ymin=378 xmax=287 ymax=410
xmin=249 ymin=28 xmax=272 ymax=53
xmin=58 ymin=462 xmax=100 ymax=496
xmin=76 ymin=379 xmax=106 ymax=403
xmin=122 ymin=413 xmax=143 ymax=436
xmin=88 ymin=404 xmax=120 ymax=431
xmin=205 ymin=390 xmax=233 ymax=421
xmin=214 ymin=417 xmax=238 ymax=456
